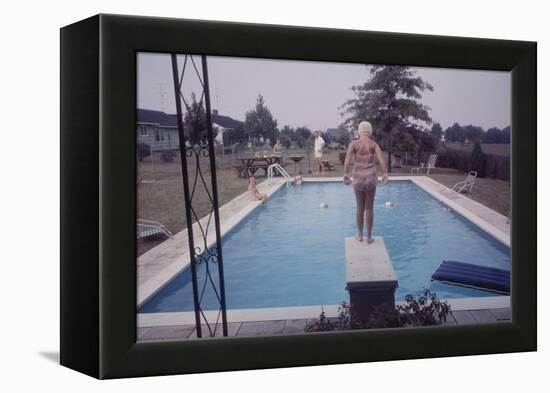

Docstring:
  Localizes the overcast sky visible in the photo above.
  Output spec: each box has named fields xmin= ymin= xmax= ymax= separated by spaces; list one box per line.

xmin=137 ymin=52 xmax=511 ymax=131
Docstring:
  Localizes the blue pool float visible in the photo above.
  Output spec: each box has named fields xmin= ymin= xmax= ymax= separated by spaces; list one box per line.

xmin=431 ymin=260 xmax=510 ymax=295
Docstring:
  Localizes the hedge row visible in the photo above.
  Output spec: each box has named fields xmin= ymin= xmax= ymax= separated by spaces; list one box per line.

xmin=436 ymin=147 xmax=510 ymax=180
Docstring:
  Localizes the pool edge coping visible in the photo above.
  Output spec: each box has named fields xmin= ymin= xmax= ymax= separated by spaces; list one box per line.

xmin=137 ymin=295 xmax=511 ymax=327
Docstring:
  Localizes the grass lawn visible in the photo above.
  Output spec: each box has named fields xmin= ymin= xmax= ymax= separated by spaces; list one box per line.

xmin=137 ymin=148 xmax=510 ymax=256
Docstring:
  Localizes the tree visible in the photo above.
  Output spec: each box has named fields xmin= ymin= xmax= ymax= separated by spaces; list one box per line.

xmin=444 ymin=123 xmax=466 ymax=143
xmin=335 ymin=124 xmax=351 ymax=148
xmin=222 ymin=123 xmax=247 ymax=145
xmin=482 ymin=127 xmax=503 ymax=144
xmin=341 ymin=65 xmax=433 ymax=171
xmin=279 ymin=125 xmax=294 ymax=148
xmin=294 ymin=126 xmax=312 ymax=149
xmin=481 ymin=126 xmax=510 ymax=144
xmin=431 ymin=122 xmax=443 ymax=144
xmin=501 ymin=126 xmax=511 ymax=144
xmin=463 ymin=124 xmax=484 ymax=143
xmin=183 ymin=93 xmax=218 ymax=144
xmin=244 ymin=95 xmax=279 ymax=146
xmin=280 ymin=125 xmax=294 ymax=140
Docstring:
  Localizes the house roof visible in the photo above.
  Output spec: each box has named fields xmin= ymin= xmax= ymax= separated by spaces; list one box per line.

xmin=137 ymin=108 xmax=241 ymax=129
xmin=137 ymin=108 xmax=178 ymax=127
xmin=212 ymin=114 xmax=242 ymax=129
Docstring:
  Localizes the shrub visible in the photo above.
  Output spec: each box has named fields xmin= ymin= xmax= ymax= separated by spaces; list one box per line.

xmin=305 ymin=290 xmax=450 ymax=332
xmin=137 ymin=143 xmax=151 ymax=162
xmin=304 ymin=308 xmax=337 ymax=332
xmin=397 ymin=290 xmax=450 ymax=326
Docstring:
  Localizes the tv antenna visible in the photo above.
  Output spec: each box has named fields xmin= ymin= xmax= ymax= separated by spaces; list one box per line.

xmin=159 ymin=83 xmax=167 ymax=112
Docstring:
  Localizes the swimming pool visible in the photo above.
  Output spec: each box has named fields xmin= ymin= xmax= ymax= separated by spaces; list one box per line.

xmin=139 ymin=181 xmax=510 ymax=313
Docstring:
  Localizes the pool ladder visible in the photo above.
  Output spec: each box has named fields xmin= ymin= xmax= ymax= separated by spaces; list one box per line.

xmin=268 ymin=163 xmax=292 ymax=186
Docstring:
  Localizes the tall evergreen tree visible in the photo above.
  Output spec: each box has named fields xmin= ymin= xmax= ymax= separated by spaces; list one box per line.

xmin=244 ymin=95 xmax=279 ymax=145
xmin=341 ymin=65 xmax=433 ymax=170
xmin=431 ymin=122 xmax=443 ymax=144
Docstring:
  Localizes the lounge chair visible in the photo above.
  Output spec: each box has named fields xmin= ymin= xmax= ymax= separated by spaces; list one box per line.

xmin=452 ymin=171 xmax=477 ymax=193
xmin=137 ymin=219 xmax=174 ymax=240
xmin=391 ymin=153 xmax=402 ymax=168
xmin=411 ymin=154 xmax=437 ymax=175
xmin=431 ymin=260 xmax=510 ymax=295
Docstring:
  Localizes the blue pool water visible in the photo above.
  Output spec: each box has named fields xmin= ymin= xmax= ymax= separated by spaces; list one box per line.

xmin=139 ymin=181 xmax=510 ymax=313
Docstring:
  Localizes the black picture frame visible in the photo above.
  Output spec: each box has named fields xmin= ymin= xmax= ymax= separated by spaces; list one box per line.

xmin=60 ymin=14 xmax=536 ymax=379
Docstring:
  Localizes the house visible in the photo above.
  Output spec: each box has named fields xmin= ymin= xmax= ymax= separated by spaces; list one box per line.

xmin=210 ymin=109 xmax=242 ymax=144
xmin=324 ymin=128 xmax=340 ymax=139
xmin=324 ymin=127 xmax=353 ymax=148
xmin=136 ymin=108 xmax=242 ymax=151
xmin=137 ymin=109 xmax=179 ymax=152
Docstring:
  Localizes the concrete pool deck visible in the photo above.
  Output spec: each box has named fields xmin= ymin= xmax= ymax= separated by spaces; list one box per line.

xmin=137 ymin=175 xmax=511 ymax=337
xmin=137 ymin=300 xmax=512 ymax=341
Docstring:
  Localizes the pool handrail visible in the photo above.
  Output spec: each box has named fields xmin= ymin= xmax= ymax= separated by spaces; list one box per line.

xmin=268 ymin=163 xmax=292 ymax=186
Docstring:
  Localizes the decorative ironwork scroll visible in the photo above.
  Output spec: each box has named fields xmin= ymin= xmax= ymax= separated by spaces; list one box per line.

xmin=171 ymin=54 xmax=228 ymax=338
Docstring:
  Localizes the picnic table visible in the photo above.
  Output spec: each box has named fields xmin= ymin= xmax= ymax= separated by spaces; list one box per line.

xmin=234 ymin=156 xmax=282 ymax=178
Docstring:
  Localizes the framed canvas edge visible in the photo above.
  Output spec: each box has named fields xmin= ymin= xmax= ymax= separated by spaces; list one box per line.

xmin=61 ymin=14 xmax=537 ymax=379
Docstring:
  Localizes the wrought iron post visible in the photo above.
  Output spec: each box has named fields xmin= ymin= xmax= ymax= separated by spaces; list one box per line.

xmin=201 ymin=55 xmax=229 ymax=336
xmin=170 ymin=54 xmax=228 ymax=338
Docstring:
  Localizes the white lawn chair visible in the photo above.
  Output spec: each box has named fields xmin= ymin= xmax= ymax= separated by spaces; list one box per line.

xmin=411 ymin=154 xmax=438 ymax=175
xmin=452 ymin=171 xmax=477 ymax=193
xmin=137 ymin=219 xmax=174 ymax=240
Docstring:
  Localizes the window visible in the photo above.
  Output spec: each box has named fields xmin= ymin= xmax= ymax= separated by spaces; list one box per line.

xmin=140 ymin=126 xmax=148 ymax=136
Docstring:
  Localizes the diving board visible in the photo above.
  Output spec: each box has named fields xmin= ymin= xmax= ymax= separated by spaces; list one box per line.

xmin=345 ymin=237 xmax=398 ymax=321
xmin=431 ymin=260 xmax=510 ymax=295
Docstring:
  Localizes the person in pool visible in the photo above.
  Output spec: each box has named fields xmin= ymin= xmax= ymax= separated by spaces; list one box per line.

xmin=343 ymin=121 xmax=388 ymax=243
xmin=248 ymin=176 xmax=267 ymax=202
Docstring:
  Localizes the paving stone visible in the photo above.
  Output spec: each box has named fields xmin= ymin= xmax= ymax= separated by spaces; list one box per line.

xmin=282 ymin=319 xmax=308 ymax=334
xmin=470 ymin=309 xmax=498 ymax=324
xmin=137 ymin=327 xmax=150 ymax=340
xmin=236 ymin=320 xmax=285 ymax=336
xmin=188 ymin=323 xmax=242 ymax=338
xmin=489 ymin=308 xmax=512 ymax=321
xmin=141 ymin=325 xmax=196 ymax=340
xmin=452 ymin=311 xmax=477 ymax=325
xmin=442 ymin=312 xmax=457 ymax=326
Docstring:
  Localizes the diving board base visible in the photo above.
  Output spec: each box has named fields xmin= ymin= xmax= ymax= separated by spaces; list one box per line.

xmin=345 ymin=237 xmax=398 ymax=322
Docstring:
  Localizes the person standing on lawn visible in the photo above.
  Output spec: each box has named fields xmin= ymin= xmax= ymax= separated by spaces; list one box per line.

xmin=313 ymin=130 xmax=326 ymax=175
